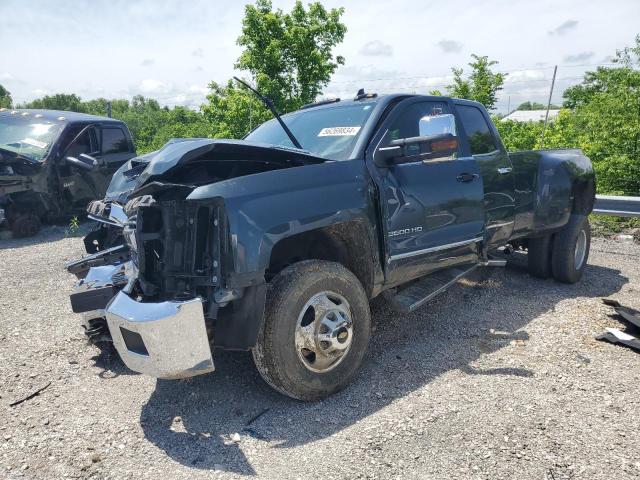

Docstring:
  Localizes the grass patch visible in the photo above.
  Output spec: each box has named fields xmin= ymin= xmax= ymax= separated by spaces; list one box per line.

xmin=590 ymin=214 xmax=640 ymax=237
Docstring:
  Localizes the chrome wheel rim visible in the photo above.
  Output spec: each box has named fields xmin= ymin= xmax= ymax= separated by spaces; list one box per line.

xmin=294 ymin=291 xmax=353 ymax=373
xmin=574 ymin=229 xmax=587 ymax=270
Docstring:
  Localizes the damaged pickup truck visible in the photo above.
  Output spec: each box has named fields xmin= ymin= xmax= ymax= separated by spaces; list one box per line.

xmin=67 ymin=92 xmax=595 ymax=400
xmin=0 ymin=109 xmax=136 ymax=236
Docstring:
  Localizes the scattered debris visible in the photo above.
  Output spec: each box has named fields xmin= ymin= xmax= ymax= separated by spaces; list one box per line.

xmin=602 ymin=298 xmax=640 ymax=329
xmin=9 ymin=382 xmax=51 ymax=407
xmin=576 ymin=353 xmax=591 ymax=365
xmin=596 ymin=328 xmax=640 ymax=351
xmin=598 ymin=299 xmax=640 ymax=352
xmin=613 ymin=234 xmax=635 ymax=243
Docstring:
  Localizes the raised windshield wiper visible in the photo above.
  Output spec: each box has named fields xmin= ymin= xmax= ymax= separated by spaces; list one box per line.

xmin=233 ymin=76 xmax=303 ymax=149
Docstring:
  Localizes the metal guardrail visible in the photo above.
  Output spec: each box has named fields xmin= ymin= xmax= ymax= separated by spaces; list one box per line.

xmin=593 ymin=195 xmax=640 ymax=217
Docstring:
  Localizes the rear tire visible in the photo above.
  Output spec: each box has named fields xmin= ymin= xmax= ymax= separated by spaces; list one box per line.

xmin=551 ymin=214 xmax=591 ymax=284
xmin=527 ymin=234 xmax=553 ymax=279
xmin=252 ymin=260 xmax=371 ymax=401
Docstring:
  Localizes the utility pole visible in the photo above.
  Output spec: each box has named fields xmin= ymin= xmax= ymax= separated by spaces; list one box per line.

xmin=106 ymin=101 xmax=112 ymax=118
xmin=540 ymin=65 xmax=557 ymax=148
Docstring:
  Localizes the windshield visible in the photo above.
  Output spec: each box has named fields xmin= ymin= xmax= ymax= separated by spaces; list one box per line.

xmin=245 ymin=102 xmax=377 ymax=160
xmin=0 ymin=116 xmax=64 ymax=162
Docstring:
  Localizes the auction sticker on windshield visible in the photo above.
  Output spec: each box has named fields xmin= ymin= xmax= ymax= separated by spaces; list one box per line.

xmin=318 ymin=126 xmax=361 ymax=137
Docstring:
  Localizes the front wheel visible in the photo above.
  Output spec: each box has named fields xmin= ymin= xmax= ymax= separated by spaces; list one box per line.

xmin=252 ymin=260 xmax=371 ymax=400
xmin=551 ymin=214 xmax=591 ymax=284
xmin=9 ymin=211 xmax=41 ymax=238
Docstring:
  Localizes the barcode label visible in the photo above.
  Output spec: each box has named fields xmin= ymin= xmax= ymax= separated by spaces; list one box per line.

xmin=318 ymin=126 xmax=361 ymax=137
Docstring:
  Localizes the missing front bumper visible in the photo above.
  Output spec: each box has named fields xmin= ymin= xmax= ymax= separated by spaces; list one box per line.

xmin=105 ymin=292 xmax=214 ymax=379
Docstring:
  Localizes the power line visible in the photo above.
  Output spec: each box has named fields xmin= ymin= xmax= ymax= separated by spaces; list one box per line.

xmin=327 ymin=63 xmax=621 ymax=86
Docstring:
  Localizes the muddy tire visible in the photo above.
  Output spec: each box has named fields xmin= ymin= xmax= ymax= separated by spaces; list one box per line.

xmin=527 ymin=234 xmax=553 ymax=279
xmin=10 ymin=212 xmax=41 ymax=238
xmin=252 ymin=260 xmax=371 ymax=401
xmin=551 ymin=214 xmax=591 ymax=284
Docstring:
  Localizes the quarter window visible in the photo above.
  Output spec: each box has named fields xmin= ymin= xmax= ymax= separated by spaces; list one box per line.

xmin=456 ymin=105 xmax=498 ymax=155
xmin=102 ymin=128 xmax=129 ymax=155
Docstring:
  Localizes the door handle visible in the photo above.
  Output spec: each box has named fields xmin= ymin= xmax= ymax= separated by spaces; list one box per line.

xmin=456 ymin=173 xmax=478 ymax=183
xmin=497 ymin=167 xmax=512 ymax=175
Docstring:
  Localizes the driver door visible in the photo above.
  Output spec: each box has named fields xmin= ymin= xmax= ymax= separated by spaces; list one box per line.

xmin=58 ymin=124 xmax=101 ymax=210
xmin=366 ymin=98 xmax=485 ymax=286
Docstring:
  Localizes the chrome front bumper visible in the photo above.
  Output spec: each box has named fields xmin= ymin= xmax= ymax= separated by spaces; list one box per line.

xmin=105 ymin=292 xmax=215 ymax=379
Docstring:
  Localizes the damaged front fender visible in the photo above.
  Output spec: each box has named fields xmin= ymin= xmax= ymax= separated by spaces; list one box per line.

xmin=187 ymin=158 xmax=378 ymax=286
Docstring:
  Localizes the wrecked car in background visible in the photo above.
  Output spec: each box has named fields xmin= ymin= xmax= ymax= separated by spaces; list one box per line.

xmin=0 ymin=109 xmax=136 ymax=236
xmin=67 ymin=91 xmax=595 ymax=400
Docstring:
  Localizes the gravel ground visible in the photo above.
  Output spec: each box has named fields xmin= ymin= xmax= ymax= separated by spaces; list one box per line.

xmin=1 ymin=227 xmax=639 ymax=479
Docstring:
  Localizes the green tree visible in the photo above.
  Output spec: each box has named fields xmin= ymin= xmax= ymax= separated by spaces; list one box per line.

xmin=563 ymin=34 xmax=640 ymax=109
xmin=555 ymin=35 xmax=640 ymax=195
xmin=0 ymin=84 xmax=12 ymax=108
xmin=19 ymin=93 xmax=86 ymax=112
xmin=145 ymin=106 xmax=213 ymax=151
xmin=237 ymin=0 xmax=346 ymax=111
xmin=516 ymin=101 xmax=559 ymax=111
xmin=446 ymin=54 xmax=505 ymax=110
xmin=203 ymin=0 xmax=347 ymax=138
xmin=494 ymin=118 xmax=544 ymax=151
xmin=498 ymin=36 xmax=640 ymax=195
xmin=203 ymin=80 xmax=269 ymax=139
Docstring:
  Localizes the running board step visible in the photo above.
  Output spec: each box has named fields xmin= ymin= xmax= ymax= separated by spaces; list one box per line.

xmin=385 ymin=264 xmax=479 ymax=313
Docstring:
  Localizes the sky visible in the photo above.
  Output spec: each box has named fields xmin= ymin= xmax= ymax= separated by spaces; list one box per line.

xmin=1 ymin=0 xmax=639 ymax=114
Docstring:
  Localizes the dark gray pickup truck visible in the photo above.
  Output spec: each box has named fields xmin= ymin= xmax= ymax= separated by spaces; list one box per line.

xmin=67 ymin=93 xmax=595 ymax=400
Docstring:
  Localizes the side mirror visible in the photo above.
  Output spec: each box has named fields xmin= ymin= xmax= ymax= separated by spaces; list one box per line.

xmin=375 ymin=133 xmax=458 ymax=167
xmin=66 ymin=154 xmax=97 ymax=171
xmin=419 ymin=113 xmax=456 ymax=137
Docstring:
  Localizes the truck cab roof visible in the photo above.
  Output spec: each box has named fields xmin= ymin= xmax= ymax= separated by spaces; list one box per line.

xmin=297 ymin=93 xmax=486 ymax=114
xmin=0 ymin=108 xmax=126 ymax=125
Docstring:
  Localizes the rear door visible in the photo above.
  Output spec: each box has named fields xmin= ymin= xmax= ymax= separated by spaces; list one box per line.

xmin=92 ymin=125 xmax=136 ymax=194
xmin=454 ymin=102 xmax=515 ymax=248
xmin=366 ymin=97 xmax=485 ymax=286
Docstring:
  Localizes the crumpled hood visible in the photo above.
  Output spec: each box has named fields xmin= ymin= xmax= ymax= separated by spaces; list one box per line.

xmin=0 ymin=151 xmax=42 ymax=178
xmin=0 ymin=154 xmax=41 ymax=198
xmin=104 ymin=138 xmax=327 ymax=203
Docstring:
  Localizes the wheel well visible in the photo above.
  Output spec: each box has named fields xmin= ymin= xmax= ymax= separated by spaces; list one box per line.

xmin=266 ymin=221 xmax=376 ymax=298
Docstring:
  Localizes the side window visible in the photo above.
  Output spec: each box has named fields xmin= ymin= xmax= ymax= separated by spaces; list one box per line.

xmin=101 ymin=127 xmax=129 ymax=155
xmin=385 ymin=101 xmax=451 ymax=144
xmin=63 ymin=125 xmax=95 ymax=158
xmin=456 ymin=105 xmax=498 ymax=155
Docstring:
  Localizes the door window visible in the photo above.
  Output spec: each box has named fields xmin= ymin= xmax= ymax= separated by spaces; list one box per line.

xmin=101 ymin=127 xmax=129 ymax=155
xmin=456 ymin=105 xmax=498 ymax=155
xmin=384 ymin=101 xmax=451 ymax=145
xmin=64 ymin=126 xmax=95 ymax=158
